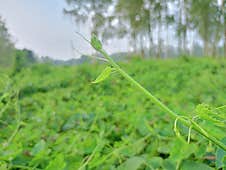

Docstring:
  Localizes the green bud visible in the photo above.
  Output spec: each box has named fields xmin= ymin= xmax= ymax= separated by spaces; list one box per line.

xmin=91 ymin=34 xmax=102 ymax=51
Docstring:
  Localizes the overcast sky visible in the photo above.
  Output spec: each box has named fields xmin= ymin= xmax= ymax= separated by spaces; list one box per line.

xmin=0 ymin=0 xmax=128 ymax=60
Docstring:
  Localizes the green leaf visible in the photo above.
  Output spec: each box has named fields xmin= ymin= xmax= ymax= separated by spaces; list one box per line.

xmin=117 ymin=156 xmax=145 ymax=170
xmin=147 ymin=156 xmax=163 ymax=169
xmin=216 ymin=138 xmax=226 ymax=169
xmin=169 ymin=137 xmax=197 ymax=163
xmin=0 ymin=161 xmax=7 ymax=170
xmin=92 ymin=66 xmax=113 ymax=84
xmin=45 ymin=154 xmax=66 ymax=170
xmin=162 ymin=159 xmax=176 ymax=170
xmin=29 ymin=140 xmax=49 ymax=167
xmin=31 ymin=140 xmax=46 ymax=156
xmin=180 ymin=160 xmax=213 ymax=170
xmin=91 ymin=34 xmax=102 ymax=51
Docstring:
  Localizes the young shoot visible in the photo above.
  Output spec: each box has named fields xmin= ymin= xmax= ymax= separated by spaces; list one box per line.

xmin=88 ymin=34 xmax=226 ymax=151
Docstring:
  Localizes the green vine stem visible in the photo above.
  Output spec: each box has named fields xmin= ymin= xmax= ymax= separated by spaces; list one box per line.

xmin=90 ymin=35 xmax=226 ymax=151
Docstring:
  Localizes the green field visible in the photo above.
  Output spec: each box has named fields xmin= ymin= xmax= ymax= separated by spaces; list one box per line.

xmin=0 ymin=57 xmax=226 ymax=169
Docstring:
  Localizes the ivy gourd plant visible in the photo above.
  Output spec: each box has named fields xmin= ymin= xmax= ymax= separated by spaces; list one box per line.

xmin=90 ymin=34 xmax=226 ymax=151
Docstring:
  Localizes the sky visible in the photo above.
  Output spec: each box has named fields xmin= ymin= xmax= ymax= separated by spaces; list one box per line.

xmin=0 ymin=0 xmax=128 ymax=60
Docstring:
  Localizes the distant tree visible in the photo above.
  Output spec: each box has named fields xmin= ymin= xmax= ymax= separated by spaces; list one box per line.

xmin=64 ymin=0 xmax=113 ymax=37
xmin=210 ymin=1 xmax=224 ymax=57
xmin=222 ymin=0 xmax=226 ymax=57
xmin=175 ymin=0 xmax=191 ymax=55
xmin=115 ymin=0 xmax=148 ymax=56
xmin=189 ymin=0 xmax=221 ymax=56
xmin=0 ymin=16 xmax=14 ymax=67
xmin=12 ymin=49 xmax=37 ymax=74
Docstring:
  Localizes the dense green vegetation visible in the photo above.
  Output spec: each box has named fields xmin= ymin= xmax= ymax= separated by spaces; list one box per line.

xmin=0 ymin=57 xmax=225 ymax=169
xmin=0 ymin=1 xmax=225 ymax=169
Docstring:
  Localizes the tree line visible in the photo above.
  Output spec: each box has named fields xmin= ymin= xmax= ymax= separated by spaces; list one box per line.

xmin=64 ymin=0 xmax=226 ymax=58
xmin=0 ymin=17 xmax=37 ymax=72
xmin=0 ymin=16 xmax=14 ymax=66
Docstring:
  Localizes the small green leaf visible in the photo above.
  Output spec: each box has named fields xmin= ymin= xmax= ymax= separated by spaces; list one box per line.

xmin=45 ymin=154 xmax=66 ymax=170
xmin=169 ymin=137 xmax=197 ymax=163
xmin=91 ymin=34 xmax=102 ymax=51
xmin=117 ymin=156 xmax=145 ymax=170
xmin=216 ymin=138 xmax=226 ymax=169
xmin=162 ymin=159 xmax=176 ymax=170
xmin=180 ymin=160 xmax=213 ymax=170
xmin=92 ymin=66 xmax=113 ymax=84
xmin=147 ymin=156 xmax=163 ymax=169
xmin=31 ymin=140 xmax=46 ymax=156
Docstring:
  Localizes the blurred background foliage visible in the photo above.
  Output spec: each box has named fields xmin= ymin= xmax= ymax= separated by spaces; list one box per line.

xmin=64 ymin=0 xmax=226 ymax=58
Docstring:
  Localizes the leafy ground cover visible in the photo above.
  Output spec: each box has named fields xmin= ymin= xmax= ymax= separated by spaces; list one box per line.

xmin=0 ymin=57 xmax=226 ymax=169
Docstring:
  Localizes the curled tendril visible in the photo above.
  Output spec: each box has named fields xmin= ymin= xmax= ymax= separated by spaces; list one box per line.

xmin=174 ymin=116 xmax=195 ymax=142
xmin=174 ymin=117 xmax=181 ymax=137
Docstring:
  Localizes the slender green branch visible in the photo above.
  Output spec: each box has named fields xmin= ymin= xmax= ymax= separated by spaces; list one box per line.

xmin=215 ymin=105 xmax=226 ymax=110
xmin=78 ymin=131 xmax=105 ymax=170
xmin=3 ymin=90 xmax=21 ymax=148
xmin=4 ymin=123 xmax=21 ymax=148
xmin=92 ymin=47 xmax=226 ymax=151
xmin=78 ymin=143 xmax=100 ymax=170
xmin=10 ymin=164 xmax=38 ymax=170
